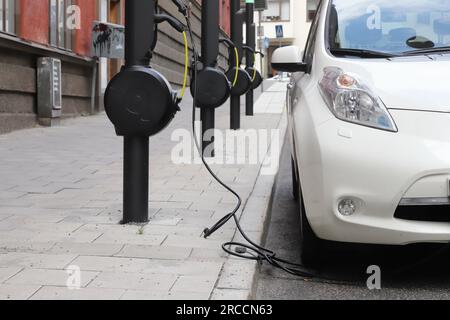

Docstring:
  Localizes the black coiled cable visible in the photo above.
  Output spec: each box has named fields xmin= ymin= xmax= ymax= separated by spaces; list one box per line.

xmin=183 ymin=3 xmax=317 ymax=279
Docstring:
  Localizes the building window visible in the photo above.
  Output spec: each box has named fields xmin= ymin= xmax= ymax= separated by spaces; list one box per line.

xmin=220 ymin=0 xmax=230 ymax=35
xmin=0 ymin=0 xmax=16 ymax=34
xmin=50 ymin=0 xmax=73 ymax=50
xmin=263 ymin=0 xmax=290 ymax=22
xmin=307 ymin=0 xmax=320 ymax=22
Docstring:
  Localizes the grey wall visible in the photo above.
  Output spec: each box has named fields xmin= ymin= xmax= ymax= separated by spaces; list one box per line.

xmin=0 ymin=43 xmax=94 ymax=134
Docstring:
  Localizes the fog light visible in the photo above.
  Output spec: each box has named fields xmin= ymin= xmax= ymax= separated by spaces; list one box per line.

xmin=338 ymin=199 xmax=356 ymax=216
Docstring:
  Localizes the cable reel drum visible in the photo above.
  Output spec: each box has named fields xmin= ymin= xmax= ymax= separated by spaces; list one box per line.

xmin=190 ymin=64 xmax=231 ymax=109
xmin=105 ymin=66 xmax=180 ymax=137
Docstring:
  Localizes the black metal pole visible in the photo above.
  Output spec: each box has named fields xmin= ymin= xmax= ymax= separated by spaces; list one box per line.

xmin=125 ymin=0 xmax=155 ymax=67
xmin=230 ymin=0 xmax=243 ymax=130
xmin=245 ymin=2 xmax=255 ymax=116
xmin=123 ymin=136 xmax=149 ymax=224
xmin=201 ymin=109 xmax=215 ymax=157
xmin=258 ymin=10 xmax=264 ymax=92
xmin=122 ymin=0 xmax=156 ymax=224
xmin=200 ymin=0 xmax=220 ymax=157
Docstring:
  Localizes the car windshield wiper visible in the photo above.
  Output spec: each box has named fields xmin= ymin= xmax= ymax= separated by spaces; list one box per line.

xmin=330 ymin=48 xmax=397 ymax=58
xmin=402 ymin=46 xmax=450 ymax=56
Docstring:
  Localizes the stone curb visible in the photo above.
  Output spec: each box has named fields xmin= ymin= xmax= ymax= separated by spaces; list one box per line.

xmin=211 ymin=111 xmax=288 ymax=300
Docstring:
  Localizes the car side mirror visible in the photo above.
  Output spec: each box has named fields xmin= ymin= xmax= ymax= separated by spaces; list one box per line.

xmin=271 ymin=46 xmax=307 ymax=73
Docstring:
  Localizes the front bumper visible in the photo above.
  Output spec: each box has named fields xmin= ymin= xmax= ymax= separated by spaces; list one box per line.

xmin=298 ymin=109 xmax=450 ymax=245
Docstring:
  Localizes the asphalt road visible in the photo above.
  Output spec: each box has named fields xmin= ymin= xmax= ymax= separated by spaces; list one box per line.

xmin=255 ymin=141 xmax=450 ymax=300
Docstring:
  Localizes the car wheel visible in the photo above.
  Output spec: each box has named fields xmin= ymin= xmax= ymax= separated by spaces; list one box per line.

xmin=291 ymin=157 xmax=299 ymax=202
xmin=298 ymin=182 xmax=322 ymax=267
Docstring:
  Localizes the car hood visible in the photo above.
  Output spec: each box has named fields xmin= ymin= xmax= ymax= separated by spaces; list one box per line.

xmin=333 ymin=54 xmax=450 ymax=113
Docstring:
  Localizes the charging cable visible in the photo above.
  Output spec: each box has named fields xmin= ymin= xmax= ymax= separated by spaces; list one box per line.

xmin=219 ymin=38 xmax=240 ymax=87
xmin=178 ymin=31 xmax=189 ymax=99
xmin=184 ymin=6 xmax=317 ymax=278
xmin=233 ymin=47 xmax=240 ymax=87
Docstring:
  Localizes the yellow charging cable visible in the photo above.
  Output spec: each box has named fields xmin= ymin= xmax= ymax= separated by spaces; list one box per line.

xmin=233 ymin=47 xmax=239 ymax=87
xmin=178 ymin=31 xmax=189 ymax=99
xmin=252 ymin=52 xmax=257 ymax=81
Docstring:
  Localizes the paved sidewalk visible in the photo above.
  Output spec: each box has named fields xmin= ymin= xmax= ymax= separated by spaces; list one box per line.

xmin=0 ymin=83 xmax=286 ymax=300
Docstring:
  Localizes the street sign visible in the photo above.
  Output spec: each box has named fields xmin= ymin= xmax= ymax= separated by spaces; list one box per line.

xmin=254 ymin=0 xmax=268 ymax=11
xmin=275 ymin=25 xmax=284 ymax=38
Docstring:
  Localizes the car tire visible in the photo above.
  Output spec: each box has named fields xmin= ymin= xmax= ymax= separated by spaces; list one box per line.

xmin=298 ymin=177 xmax=322 ymax=267
xmin=291 ymin=157 xmax=299 ymax=202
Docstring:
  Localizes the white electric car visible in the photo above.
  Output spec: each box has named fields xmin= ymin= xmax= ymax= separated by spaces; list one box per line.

xmin=271 ymin=0 xmax=450 ymax=265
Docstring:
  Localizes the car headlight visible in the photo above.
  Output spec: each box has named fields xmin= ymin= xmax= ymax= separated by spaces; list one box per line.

xmin=318 ymin=67 xmax=397 ymax=132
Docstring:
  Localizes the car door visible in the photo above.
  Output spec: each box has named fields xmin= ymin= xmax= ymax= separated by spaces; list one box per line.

xmin=290 ymin=0 xmax=324 ymax=165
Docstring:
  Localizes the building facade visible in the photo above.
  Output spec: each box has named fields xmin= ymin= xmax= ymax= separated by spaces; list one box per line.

xmin=255 ymin=0 xmax=319 ymax=77
xmin=0 ymin=0 xmax=232 ymax=134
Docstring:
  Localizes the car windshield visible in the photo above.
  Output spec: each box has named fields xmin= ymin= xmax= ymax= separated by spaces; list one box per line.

xmin=328 ymin=0 xmax=450 ymax=55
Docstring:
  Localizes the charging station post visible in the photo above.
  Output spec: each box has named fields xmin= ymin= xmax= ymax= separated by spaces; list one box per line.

xmin=245 ymin=1 xmax=255 ymax=116
xmin=121 ymin=0 xmax=155 ymax=224
xmin=200 ymin=0 xmax=220 ymax=157
xmin=230 ymin=0 xmax=244 ymax=130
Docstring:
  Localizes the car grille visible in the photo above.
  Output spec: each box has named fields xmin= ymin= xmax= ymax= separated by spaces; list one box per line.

xmin=395 ymin=202 xmax=450 ymax=222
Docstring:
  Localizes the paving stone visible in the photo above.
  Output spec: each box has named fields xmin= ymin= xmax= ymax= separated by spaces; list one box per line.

xmin=30 ymin=286 xmax=125 ymax=300
xmin=158 ymin=208 xmax=215 ymax=218
xmin=6 ymin=269 xmax=99 ymax=287
xmin=0 ymin=253 xmax=77 ymax=269
xmin=188 ymin=248 xmax=228 ymax=261
xmin=2 ymin=214 xmax=67 ymax=224
xmin=0 ymin=214 xmax=11 ymax=222
xmin=0 ymin=199 xmax=34 ymax=208
xmin=93 ymin=233 xmax=166 ymax=246
xmin=169 ymin=193 xmax=223 ymax=203
xmin=48 ymin=243 xmax=124 ymax=257
xmin=88 ymin=272 xmax=177 ymax=291
xmin=0 ymin=191 xmax=27 ymax=200
xmin=149 ymin=201 xmax=192 ymax=210
xmin=82 ymin=200 xmax=119 ymax=209
xmin=162 ymin=235 xmax=228 ymax=250
xmin=0 ymin=284 xmax=41 ymax=300
xmin=171 ymin=275 xmax=217 ymax=294
xmin=59 ymin=215 xmax=121 ymax=225
xmin=148 ymin=216 xmax=181 ymax=226
xmin=70 ymin=256 xmax=223 ymax=277
xmin=0 ymin=267 xmax=23 ymax=283
xmin=178 ymin=216 xmax=236 ymax=230
xmin=115 ymin=245 xmax=192 ymax=260
xmin=120 ymin=289 xmax=209 ymax=300
xmin=216 ymin=260 xmax=257 ymax=291
xmin=189 ymin=201 xmax=236 ymax=211
xmin=12 ymin=222 xmax=83 ymax=234
xmin=211 ymin=288 xmax=250 ymax=300
xmin=0 ymin=229 xmax=103 ymax=244
xmin=142 ymin=225 xmax=207 ymax=237
xmin=0 ymin=242 xmax=55 ymax=254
